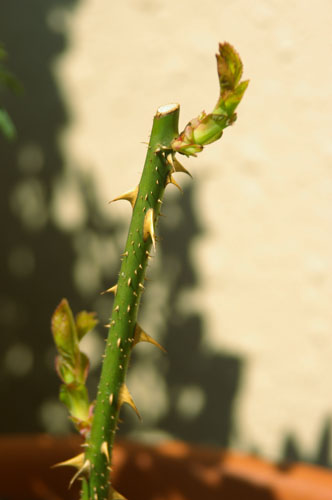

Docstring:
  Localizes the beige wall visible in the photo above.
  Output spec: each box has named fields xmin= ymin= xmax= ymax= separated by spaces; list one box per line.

xmin=51 ymin=0 xmax=332 ymax=460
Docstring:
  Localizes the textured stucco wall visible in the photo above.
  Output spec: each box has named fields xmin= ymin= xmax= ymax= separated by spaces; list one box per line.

xmin=51 ymin=0 xmax=332 ymax=461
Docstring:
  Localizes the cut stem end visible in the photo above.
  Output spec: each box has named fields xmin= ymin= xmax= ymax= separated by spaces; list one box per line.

xmin=157 ymin=103 xmax=179 ymax=117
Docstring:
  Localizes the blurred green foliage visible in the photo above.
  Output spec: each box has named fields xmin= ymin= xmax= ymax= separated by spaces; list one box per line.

xmin=0 ymin=42 xmax=22 ymax=140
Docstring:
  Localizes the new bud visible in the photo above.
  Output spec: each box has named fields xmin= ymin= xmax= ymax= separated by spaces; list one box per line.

xmin=172 ymin=42 xmax=249 ymax=156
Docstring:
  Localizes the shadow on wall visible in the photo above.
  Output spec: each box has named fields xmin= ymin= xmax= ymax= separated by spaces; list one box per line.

xmin=0 ymin=0 xmax=122 ymax=433
xmin=281 ymin=417 xmax=332 ymax=468
xmin=0 ymin=0 xmax=243 ymax=446
xmin=159 ymin=184 xmax=242 ymax=448
xmin=121 ymin=183 xmax=244 ymax=449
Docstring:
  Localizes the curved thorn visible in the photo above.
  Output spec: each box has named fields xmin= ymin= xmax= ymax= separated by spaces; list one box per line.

xmin=68 ymin=459 xmax=90 ymax=489
xmin=109 ymin=186 xmax=139 ymax=208
xmin=166 ymin=153 xmax=174 ymax=168
xmin=143 ymin=208 xmax=156 ymax=250
xmin=109 ymin=487 xmax=128 ymax=500
xmin=118 ymin=384 xmax=141 ymax=420
xmin=101 ymin=441 xmax=110 ymax=463
xmin=166 ymin=174 xmax=183 ymax=192
xmin=173 ymin=157 xmax=192 ymax=177
xmin=133 ymin=323 xmax=166 ymax=353
xmin=52 ymin=452 xmax=85 ymax=470
xmin=167 ymin=153 xmax=191 ymax=177
xmin=101 ymin=284 xmax=118 ymax=295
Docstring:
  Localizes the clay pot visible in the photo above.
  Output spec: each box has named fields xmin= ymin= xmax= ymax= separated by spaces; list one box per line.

xmin=0 ymin=434 xmax=331 ymax=500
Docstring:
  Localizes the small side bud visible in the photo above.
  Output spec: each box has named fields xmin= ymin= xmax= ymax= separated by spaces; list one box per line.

xmin=171 ymin=42 xmax=248 ymax=156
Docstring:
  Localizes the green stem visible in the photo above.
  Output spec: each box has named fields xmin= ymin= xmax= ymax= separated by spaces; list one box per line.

xmin=83 ymin=103 xmax=180 ymax=499
xmin=80 ymin=479 xmax=89 ymax=500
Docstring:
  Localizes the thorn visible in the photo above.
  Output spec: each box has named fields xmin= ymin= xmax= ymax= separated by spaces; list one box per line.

xmin=100 ymin=441 xmax=110 ymax=463
xmin=166 ymin=152 xmax=191 ymax=177
xmin=166 ymin=153 xmax=174 ymax=168
xmin=118 ymin=384 xmax=141 ymax=420
xmin=143 ymin=208 xmax=156 ymax=249
xmin=166 ymin=174 xmax=183 ymax=192
xmin=138 ymin=283 xmax=144 ymax=290
xmin=121 ymin=251 xmax=129 ymax=257
xmin=109 ymin=486 xmax=128 ymax=500
xmin=133 ymin=323 xmax=166 ymax=353
xmin=104 ymin=324 xmax=111 ymax=328
xmin=69 ymin=459 xmax=90 ymax=488
xmin=110 ymin=185 xmax=139 ymax=208
xmin=114 ymin=305 xmax=120 ymax=312
xmin=127 ymin=305 xmax=131 ymax=313
xmin=101 ymin=285 xmax=118 ymax=295
xmin=127 ymin=278 xmax=132 ymax=286
xmin=154 ymin=143 xmax=169 ymax=154
xmin=173 ymin=157 xmax=192 ymax=177
xmin=52 ymin=453 xmax=85 ymax=470
xmin=54 ymin=454 xmax=90 ymax=488
xmin=109 ymin=393 xmax=114 ymax=405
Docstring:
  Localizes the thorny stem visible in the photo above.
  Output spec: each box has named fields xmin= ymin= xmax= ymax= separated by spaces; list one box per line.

xmin=52 ymin=42 xmax=248 ymax=500
xmin=83 ymin=104 xmax=180 ymax=499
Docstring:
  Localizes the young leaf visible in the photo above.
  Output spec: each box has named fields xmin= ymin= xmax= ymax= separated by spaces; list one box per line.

xmin=59 ymin=384 xmax=90 ymax=423
xmin=51 ymin=298 xmax=78 ymax=359
xmin=0 ymin=108 xmax=16 ymax=140
xmin=76 ymin=310 xmax=98 ymax=341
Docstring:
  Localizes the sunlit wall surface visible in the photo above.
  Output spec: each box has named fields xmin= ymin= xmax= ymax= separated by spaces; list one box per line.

xmin=1 ymin=0 xmax=332 ymax=466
